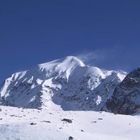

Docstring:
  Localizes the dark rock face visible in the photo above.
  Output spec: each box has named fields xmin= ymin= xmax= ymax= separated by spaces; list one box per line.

xmin=106 ymin=68 xmax=140 ymax=115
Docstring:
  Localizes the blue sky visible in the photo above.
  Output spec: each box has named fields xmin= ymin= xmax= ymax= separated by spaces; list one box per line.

xmin=0 ymin=0 xmax=140 ymax=81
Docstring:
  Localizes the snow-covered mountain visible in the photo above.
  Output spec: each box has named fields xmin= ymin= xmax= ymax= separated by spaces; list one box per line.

xmin=0 ymin=56 xmax=126 ymax=111
xmin=1 ymin=56 xmax=140 ymax=140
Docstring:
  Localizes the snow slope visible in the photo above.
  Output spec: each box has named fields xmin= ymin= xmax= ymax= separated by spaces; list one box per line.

xmin=0 ymin=56 xmax=126 ymax=111
xmin=0 ymin=106 xmax=140 ymax=140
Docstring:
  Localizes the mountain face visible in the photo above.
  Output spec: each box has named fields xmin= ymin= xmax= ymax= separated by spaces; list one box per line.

xmin=0 ymin=56 xmax=126 ymax=111
xmin=106 ymin=68 xmax=140 ymax=115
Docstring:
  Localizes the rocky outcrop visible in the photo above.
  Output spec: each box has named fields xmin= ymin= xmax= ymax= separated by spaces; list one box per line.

xmin=106 ymin=68 xmax=140 ymax=115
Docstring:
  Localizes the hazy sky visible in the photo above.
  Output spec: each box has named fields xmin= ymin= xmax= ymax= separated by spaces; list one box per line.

xmin=0 ymin=0 xmax=140 ymax=81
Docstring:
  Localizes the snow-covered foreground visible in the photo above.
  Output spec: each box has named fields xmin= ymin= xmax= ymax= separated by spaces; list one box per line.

xmin=0 ymin=106 xmax=139 ymax=140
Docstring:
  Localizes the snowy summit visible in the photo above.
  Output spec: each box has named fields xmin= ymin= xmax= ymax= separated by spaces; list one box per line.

xmin=0 ymin=56 xmax=126 ymax=111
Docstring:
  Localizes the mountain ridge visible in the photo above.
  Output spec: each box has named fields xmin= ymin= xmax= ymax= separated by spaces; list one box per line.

xmin=0 ymin=56 xmax=127 ymax=112
xmin=106 ymin=68 xmax=140 ymax=114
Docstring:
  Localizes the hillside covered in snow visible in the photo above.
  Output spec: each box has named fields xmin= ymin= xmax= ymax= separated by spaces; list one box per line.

xmin=0 ymin=106 xmax=140 ymax=140
xmin=0 ymin=56 xmax=126 ymax=111
xmin=0 ymin=56 xmax=140 ymax=140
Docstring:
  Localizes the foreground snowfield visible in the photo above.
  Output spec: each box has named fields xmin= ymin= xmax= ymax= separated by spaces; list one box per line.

xmin=0 ymin=106 xmax=139 ymax=140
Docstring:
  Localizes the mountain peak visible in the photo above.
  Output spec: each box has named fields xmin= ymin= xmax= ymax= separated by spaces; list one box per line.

xmin=37 ymin=56 xmax=85 ymax=80
xmin=0 ymin=56 xmax=127 ymax=111
xmin=63 ymin=56 xmax=85 ymax=67
xmin=38 ymin=56 xmax=85 ymax=69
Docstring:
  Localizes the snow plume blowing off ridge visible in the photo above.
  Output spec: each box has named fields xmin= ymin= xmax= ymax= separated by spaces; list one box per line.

xmin=76 ymin=50 xmax=114 ymax=70
xmin=76 ymin=47 xmax=138 ymax=72
xmin=76 ymin=51 xmax=98 ymax=65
